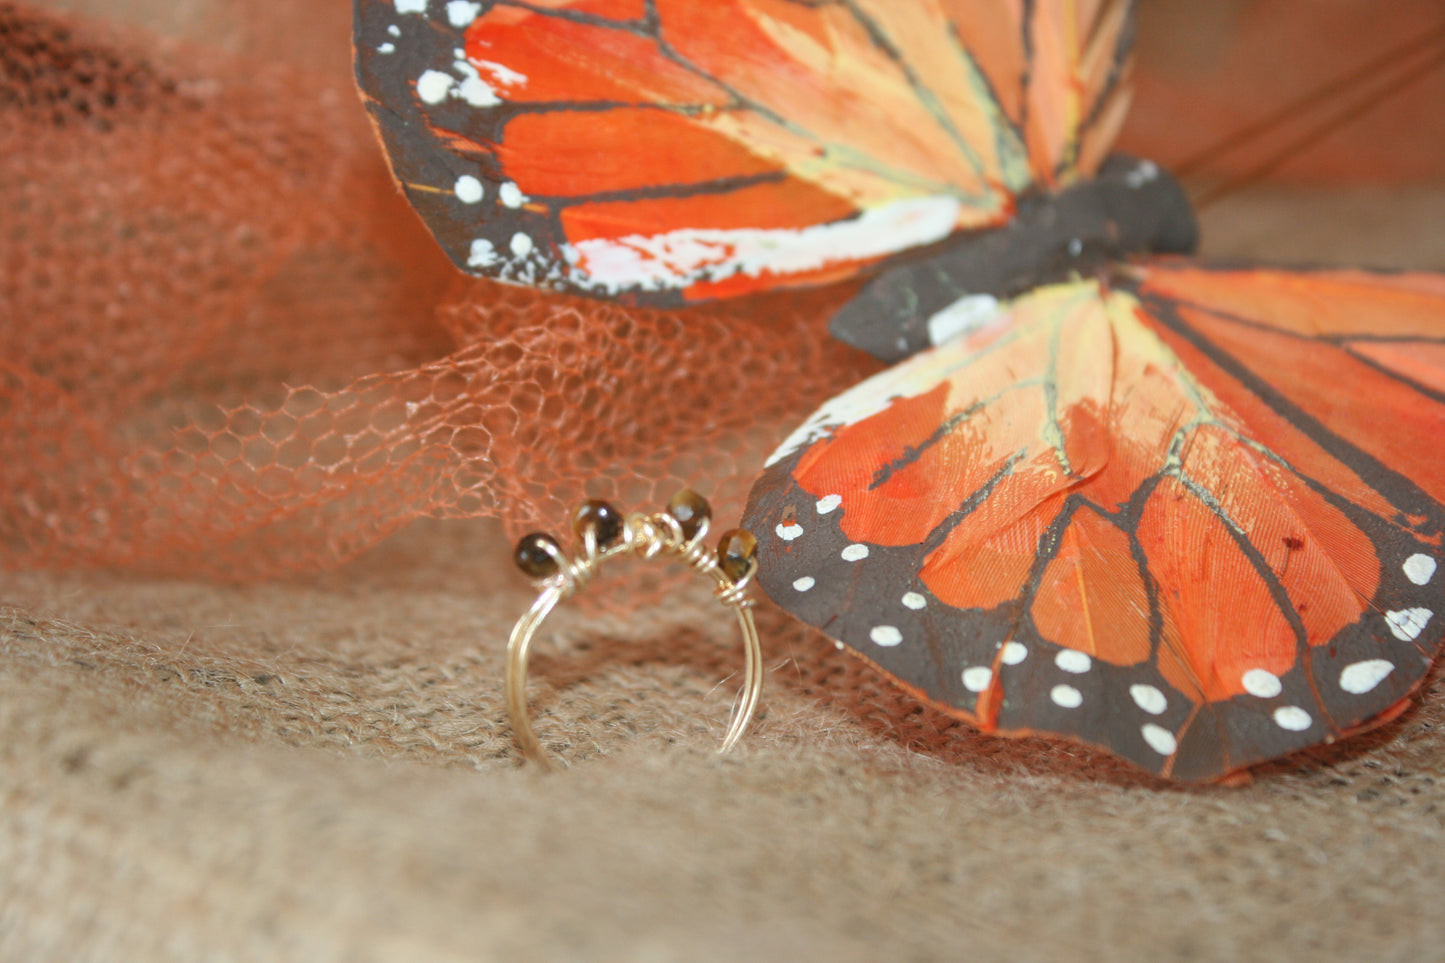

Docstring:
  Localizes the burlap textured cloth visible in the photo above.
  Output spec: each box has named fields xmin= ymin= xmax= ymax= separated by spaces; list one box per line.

xmin=6 ymin=507 xmax=1445 ymax=961
xmin=5 ymin=2 xmax=1445 ymax=960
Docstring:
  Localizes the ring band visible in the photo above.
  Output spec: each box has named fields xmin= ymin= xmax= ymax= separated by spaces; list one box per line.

xmin=506 ymin=490 xmax=762 ymax=769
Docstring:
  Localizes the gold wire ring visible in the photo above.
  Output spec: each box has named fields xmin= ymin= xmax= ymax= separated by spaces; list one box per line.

xmin=505 ymin=490 xmax=762 ymax=769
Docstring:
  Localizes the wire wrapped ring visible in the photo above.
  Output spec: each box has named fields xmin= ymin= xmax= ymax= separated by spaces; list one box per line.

xmin=506 ymin=489 xmax=762 ymax=769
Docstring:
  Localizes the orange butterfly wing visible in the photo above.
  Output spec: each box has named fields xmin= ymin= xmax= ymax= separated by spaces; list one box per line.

xmin=353 ymin=0 xmax=1133 ymax=300
xmin=743 ymin=266 xmax=1445 ymax=780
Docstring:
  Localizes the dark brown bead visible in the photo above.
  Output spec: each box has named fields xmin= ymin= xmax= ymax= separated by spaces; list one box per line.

xmin=572 ymin=499 xmax=624 ymax=548
xmin=514 ymin=532 xmax=562 ymax=578
xmin=717 ymin=528 xmax=758 ymax=583
xmin=666 ymin=488 xmax=712 ymax=541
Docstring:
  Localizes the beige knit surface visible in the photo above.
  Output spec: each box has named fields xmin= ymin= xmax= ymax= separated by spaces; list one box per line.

xmin=6 ymin=500 xmax=1445 ymax=961
xmin=6 ymin=2 xmax=1445 ymax=960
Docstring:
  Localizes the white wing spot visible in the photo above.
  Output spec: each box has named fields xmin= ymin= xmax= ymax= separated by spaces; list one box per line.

xmin=499 ymin=182 xmax=527 ymax=208
xmin=1141 ymin=723 xmax=1177 ymax=756
xmin=1055 ymin=649 xmax=1092 ymax=674
xmin=394 ymin=0 xmax=428 ymax=14
xmin=416 ymin=69 xmax=455 ymax=104
xmin=1403 ymin=553 xmax=1437 ymax=585
xmin=925 ymin=293 xmax=1000 ymax=346
xmin=569 ymin=195 xmax=961 ymax=299
xmin=510 ymin=232 xmax=534 ymax=257
xmin=792 ymin=576 xmax=815 ymax=592
xmin=1241 ymin=668 xmax=1283 ymax=699
xmin=775 ymin=522 xmax=804 ymax=542
xmin=1386 ymin=607 xmax=1433 ymax=641
xmin=377 ymin=42 xmax=397 ymax=54
xmin=1124 ymin=159 xmax=1160 ymax=189
xmin=388 ymin=24 xmax=402 ymax=36
xmin=1129 ymin=684 xmax=1167 ymax=716
xmin=1273 ymin=706 xmax=1312 ymax=732
xmin=841 ymin=543 xmax=869 ymax=562
xmin=901 ymin=592 xmax=926 ymax=610
xmin=870 ymin=625 xmax=903 ymax=647
xmin=1050 ymin=684 xmax=1083 ymax=709
xmin=833 ymin=639 xmax=845 ymax=651
xmin=446 ymin=0 xmax=482 ymax=27
xmin=467 ymin=238 xmax=498 ymax=268
xmin=456 ymin=72 xmax=500 ymax=107
xmin=815 ymin=494 xmax=842 ymax=514
xmin=474 ymin=60 xmax=528 ymax=89
xmin=961 ymin=666 xmax=993 ymax=693
xmin=1340 ymin=659 xmax=1395 ymax=695
xmin=454 ymin=175 xmax=484 ymax=204
xmin=1000 ymin=642 xmax=1028 ymax=665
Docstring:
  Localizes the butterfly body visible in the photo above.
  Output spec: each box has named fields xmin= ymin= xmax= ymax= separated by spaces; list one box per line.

xmin=828 ymin=154 xmax=1199 ymax=362
xmin=354 ymin=0 xmax=1445 ymax=780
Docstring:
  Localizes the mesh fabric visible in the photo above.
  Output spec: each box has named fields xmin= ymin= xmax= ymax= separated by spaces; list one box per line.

xmin=7 ymin=0 xmax=1438 ymax=580
xmin=0 ymin=1 xmax=875 ymax=578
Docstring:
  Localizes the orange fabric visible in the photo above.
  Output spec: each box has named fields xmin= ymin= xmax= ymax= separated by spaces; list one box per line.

xmin=924 ymin=489 xmax=1060 ymax=610
xmin=498 ymin=108 xmax=782 ymax=198
xmin=1030 ymin=508 xmax=1153 ymax=667
xmin=654 ymin=0 xmax=994 ymax=197
xmin=797 ymin=287 xmax=1112 ymax=555
xmin=1136 ymin=305 xmax=1401 ymax=527
xmin=0 ymin=2 xmax=875 ymax=578
xmin=1142 ymin=266 xmax=1445 ymax=338
xmin=559 ymin=177 xmax=859 ymax=242
xmin=1351 ymin=342 xmax=1445 ymax=395
xmin=794 ymin=285 xmax=1115 ymax=609
xmin=525 ymin=0 xmax=647 ymax=17
xmin=1184 ymin=425 xmax=1376 ymax=652
xmin=1173 ymin=302 xmax=1445 ymax=509
xmin=1136 ymin=476 xmax=1301 ymax=701
xmin=795 ymin=382 xmax=962 ymax=547
xmin=779 ymin=273 xmax=1429 ymax=707
xmin=463 ymin=13 xmax=730 ymax=106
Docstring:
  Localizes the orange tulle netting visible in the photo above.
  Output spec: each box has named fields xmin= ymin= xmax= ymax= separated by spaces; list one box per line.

xmin=0 ymin=1 xmax=875 ymax=577
xmin=6 ymin=1 xmax=1441 ymax=581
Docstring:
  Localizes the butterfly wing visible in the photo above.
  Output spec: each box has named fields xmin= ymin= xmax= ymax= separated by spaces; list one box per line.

xmin=352 ymin=0 xmax=1135 ymax=301
xmin=742 ymin=266 xmax=1445 ymax=781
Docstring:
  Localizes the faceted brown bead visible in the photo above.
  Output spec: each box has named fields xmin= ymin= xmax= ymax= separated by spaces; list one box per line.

xmin=572 ymin=499 xmax=624 ymax=548
xmin=717 ymin=528 xmax=758 ymax=582
xmin=514 ymin=532 xmax=562 ymax=578
xmin=666 ymin=488 xmax=711 ymax=541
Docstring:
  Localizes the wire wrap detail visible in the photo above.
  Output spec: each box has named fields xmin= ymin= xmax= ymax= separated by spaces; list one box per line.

xmin=506 ymin=494 xmax=761 ymax=768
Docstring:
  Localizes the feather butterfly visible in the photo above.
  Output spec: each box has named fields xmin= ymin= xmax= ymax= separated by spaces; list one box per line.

xmin=353 ymin=0 xmax=1445 ymax=780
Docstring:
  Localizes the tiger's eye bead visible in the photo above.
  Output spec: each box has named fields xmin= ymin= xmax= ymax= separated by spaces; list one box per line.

xmin=572 ymin=499 xmax=624 ymax=548
xmin=666 ymin=488 xmax=712 ymax=541
xmin=515 ymin=532 xmax=562 ymax=578
xmin=717 ymin=528 xmax=758 ymax=582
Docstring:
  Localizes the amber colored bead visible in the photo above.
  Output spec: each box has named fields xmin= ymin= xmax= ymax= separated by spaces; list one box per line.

xmin=666 ymin=488 xmax=712 ymax=541
xmin=717 ymin=528 xmax=758 ymax=582
xmin=572 ymin=499 xmax=624 ymax=548
xmin=515 ymin=532 xmax=562 ymax=578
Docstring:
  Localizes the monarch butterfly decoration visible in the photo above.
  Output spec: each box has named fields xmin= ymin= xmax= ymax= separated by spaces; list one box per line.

xmin=353 ymin=0 xmax=1445 ymax=781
